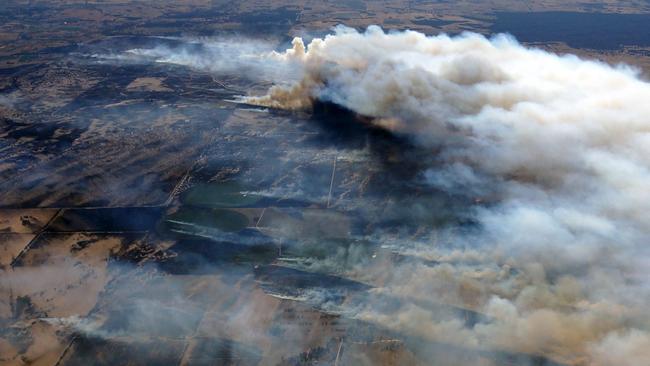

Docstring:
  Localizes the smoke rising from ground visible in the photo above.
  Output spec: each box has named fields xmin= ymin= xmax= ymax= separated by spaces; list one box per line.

xmin=244 ymin=26 xmax=650 ymax=365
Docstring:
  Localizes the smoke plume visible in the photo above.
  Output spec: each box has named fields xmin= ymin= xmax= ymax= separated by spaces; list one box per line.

xmin=243 ymin=26 xmax=650 ymax=365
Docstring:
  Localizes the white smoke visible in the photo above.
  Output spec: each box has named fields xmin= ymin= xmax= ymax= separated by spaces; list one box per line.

xmin=109 ymin=26 xmax=650 ymax=364
xmin=244 ymin=26 xmax=650 ymax=365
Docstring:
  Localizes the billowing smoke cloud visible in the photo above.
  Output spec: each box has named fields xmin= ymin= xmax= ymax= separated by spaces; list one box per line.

xmin=242 ymin=26 xmax=650 ymax=365
xmin=107 ymin=26 xmax=650 ymax=365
